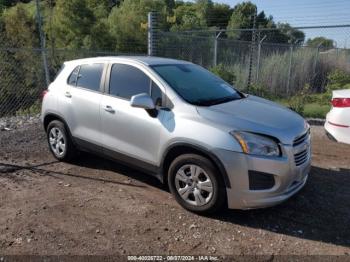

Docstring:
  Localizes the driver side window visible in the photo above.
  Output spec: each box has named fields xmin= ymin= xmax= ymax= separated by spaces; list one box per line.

xmin=109 ymin=64 xmax=163 ymax=106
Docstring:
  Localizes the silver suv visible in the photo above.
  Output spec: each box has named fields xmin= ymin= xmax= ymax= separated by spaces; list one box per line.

xmin=41 ymin=56 xmax=311 ymax=214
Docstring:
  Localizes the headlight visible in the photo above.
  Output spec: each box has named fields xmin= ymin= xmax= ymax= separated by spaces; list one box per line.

xmin=231 ymin=131 xmax=280 ymax=157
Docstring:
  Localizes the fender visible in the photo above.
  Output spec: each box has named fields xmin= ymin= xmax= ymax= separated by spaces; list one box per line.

xmin=160 ymin=142 xmax=231 ymax=188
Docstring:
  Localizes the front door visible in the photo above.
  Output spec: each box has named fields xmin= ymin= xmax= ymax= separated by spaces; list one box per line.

xmin=100 ymin=63 xmax=166 ymax=168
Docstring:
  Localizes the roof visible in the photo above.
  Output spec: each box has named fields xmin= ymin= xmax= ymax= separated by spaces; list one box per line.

xmin=64 ymin=56 xmax=192 ymax=66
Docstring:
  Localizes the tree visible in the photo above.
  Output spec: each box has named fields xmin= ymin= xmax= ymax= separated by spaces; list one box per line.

xmin=275 ymin=23 xmax=305 ymax=44
xmin=307 ymin=37 xmax=334 ymax=49
xmin=164 ymin=0 xmax=175 ymax=15
xmin=2 ymin=1 xmax=38 ymax=47
xmin=49 ymin=0 xmax=114 ymax=50
xmin=226 ymin=2 xmax=305 ymax=44
xmin=207 ymin=3 xmax=232 ymax=29
xmin=108 ymin=0 xmax=166 ymax=52
xmin=226 ymin=1 xmax=257 ymax=40
xmin=170 ymin=2 xmax=206 ymax=31
xmin=0 ymin=2 xmax=44 ymax=115
xmin=170 ymin=1 xmax=216 ymax=31
xmin=195 ymin=0 xmax=213 ymax=25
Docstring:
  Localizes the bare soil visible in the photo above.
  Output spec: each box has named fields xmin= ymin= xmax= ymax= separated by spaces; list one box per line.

xmin=0 ymin=123 xmax=349 ymax=256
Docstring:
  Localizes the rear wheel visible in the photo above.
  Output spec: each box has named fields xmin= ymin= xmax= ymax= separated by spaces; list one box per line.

xmin=47 ymin=120 xmax=76 ymax=161
xmin=168 ymin=154 xmax=226 ymax=214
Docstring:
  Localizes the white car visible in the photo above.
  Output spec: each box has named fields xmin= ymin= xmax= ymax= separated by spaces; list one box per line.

xmin=325 ymin=89 xmax=350 ymax=144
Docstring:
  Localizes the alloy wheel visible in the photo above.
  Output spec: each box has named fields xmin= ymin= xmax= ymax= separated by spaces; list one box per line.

xmin=49 ymin=127 xmax=66 ymax=157
xmin=174 ymin=164 xmax=213 ymax=206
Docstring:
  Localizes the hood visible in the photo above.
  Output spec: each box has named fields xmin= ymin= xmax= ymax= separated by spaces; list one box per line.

xmin=196 ymin=95 xmax=307 ymax=145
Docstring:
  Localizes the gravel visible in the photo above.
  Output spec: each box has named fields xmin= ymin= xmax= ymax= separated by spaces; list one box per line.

xmin=0 ymin=114 xmax=41 ymax=131
xmin=0 ymin=119 xmax=349 ymax=256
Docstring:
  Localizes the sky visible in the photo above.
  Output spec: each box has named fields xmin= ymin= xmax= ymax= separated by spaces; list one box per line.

xmin=196 ymin=0 xmax=350 ymax=48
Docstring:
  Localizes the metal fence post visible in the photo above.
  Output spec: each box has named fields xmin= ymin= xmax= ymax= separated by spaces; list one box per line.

xmin=213 ymin=31 xmax=223 ymax=67
xmin=247 ymin=11 xmax=257 ymax=91
xmin=313 ymin=43 xmax=322 ymax=78
xmin=286 ymin=44 xmax=293 ymax=96
xmin=35 ymin=0 xmax=50 ymax=86
xmin=148 ymin=12 xmax=157 ymax=56
xmin=256 ymin=34 xmax=267 ymax=82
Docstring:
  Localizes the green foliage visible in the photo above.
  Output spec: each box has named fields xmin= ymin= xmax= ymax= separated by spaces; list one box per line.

xmin=15 ymin=100 xmax=41 ymax=116
xmin=3 ymin=1 xmax=38 ymax=48
xmin=303 ymin=103 xmax=330 ymax=118
xmin=208 ymin=3 xmax=232 ymax=28
xmin=277 ymin=99 xmax=330 ymax=118
xmin=0 ymin=0 xmax=344 ymax=118
xmin=49 ymin=0 xmax=114 ymax=50
xmin=0 ymin=2 xmax=45 ymax=116
xmin=226 ymin=1 xmax=257 ymax=40
xmin=287 ymin=85 xmax=311 ymax=115
xmin=253 ymin=47 xmax=321 ymax=96
xmin=307 ymin=37 xmax=334 ymax=49
xmin=209 ymin=64 xmax=235 ymax=84
xmin=164 ymin=0 xmax=175 ymax=15
xmin=170 ymin=1 xmax=207 ymax=31
xmin=327 ymin=69 xmax=350 ymax=91
xmin=108 ymin=0 xmax=166 ymax=52
xmin=226 ymin=2 xmax=304 ymax=44
xmin=276 ymin=23 xmax=305 ymax=45
xmin=248 ymin=83 xmax=276 ymax=100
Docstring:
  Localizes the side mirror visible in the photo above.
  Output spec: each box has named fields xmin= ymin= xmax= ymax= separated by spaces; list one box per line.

xmin=130 ymin=93 xmax=155 ymax=110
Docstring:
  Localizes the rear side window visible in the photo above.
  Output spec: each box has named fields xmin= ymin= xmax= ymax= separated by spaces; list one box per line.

xmin=76 ymin=64 xmax=104 ymax=92
xmin=67 ymin=66 xmax=79 ymax=86
xmin=109 ymin=64 xmax=151 ymax=99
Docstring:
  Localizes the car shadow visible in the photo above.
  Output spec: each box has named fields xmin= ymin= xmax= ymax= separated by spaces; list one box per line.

xmin=214 ymin=165 xmax=350 ymax=248
xmin=68 ymin=154 xmax=350 ymax=248
xmin=71 ymin=152 xmax=166 ymax=190
xmin=73 ymin=156 xmax=350 ymax=248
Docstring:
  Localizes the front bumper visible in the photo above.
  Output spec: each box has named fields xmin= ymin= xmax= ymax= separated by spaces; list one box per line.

xmin=212 ymin=142 xmax=311 ymax=209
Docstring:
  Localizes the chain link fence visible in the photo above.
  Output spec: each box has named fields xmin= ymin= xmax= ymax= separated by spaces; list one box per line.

xmin=0 ymin=48 xmax=145 ymax=118
xmin=1 ymin=25 xmax=350 ymax=118
xmin=157 ymin=26 xmax=350 ymax=97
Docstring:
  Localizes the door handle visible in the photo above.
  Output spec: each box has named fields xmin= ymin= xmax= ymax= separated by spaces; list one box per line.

xmin=64 ymin=91 xmax=72 ymax=98
xmin=104 ymin=105 xmax=115 ymax=113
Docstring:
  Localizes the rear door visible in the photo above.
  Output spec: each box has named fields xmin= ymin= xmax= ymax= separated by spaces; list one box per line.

xmin=100 ymin=63 xmax=166 ymax=168
xmin=59 ymin=63 xmax=106 ymax=150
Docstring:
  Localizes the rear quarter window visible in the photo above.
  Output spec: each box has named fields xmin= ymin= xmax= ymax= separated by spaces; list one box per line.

xmin=76 ymin=63 xmax=104 ymax=92
xmin=67 ymin=66 xmax=80 ymax=86
xmin=66 ymin=63 xmax=104 ymax=92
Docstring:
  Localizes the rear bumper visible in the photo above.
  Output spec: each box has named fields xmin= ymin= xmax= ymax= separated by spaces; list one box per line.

xmin=324 ymin=117 xmax=350 ymax=144
xmin=212 ymin=144 xmax=311 ymax=209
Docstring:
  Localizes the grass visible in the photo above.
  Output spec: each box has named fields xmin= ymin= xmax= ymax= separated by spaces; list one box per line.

xmin=275 ymin=99 xmax=330 ymax=119
xmin=303 ymin=103 xmax=331 ymax=119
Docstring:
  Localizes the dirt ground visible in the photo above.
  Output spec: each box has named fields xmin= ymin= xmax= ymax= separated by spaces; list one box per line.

xmin=0 ymin=122 xmax=349 ymax=256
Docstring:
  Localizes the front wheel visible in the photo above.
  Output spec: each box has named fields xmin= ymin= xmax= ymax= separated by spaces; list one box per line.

xmin=168 ymin=154 xmax=226 ymax=214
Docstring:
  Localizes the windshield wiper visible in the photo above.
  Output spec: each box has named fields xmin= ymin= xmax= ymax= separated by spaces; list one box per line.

xmin=193 ymin=96 xmax=240 ymax=106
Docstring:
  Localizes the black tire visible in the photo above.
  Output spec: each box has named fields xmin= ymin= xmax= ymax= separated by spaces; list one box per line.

xmin=46 ymin=120 xmax=77 ymax=161
xmin=168 ymin=154 xmax=226 ymax=214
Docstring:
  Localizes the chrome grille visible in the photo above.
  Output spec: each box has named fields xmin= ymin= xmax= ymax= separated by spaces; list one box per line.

xmin=293 ymin=129 xmax=310 ymax=166
xmin=293 ymin=129 xmax=310 ymax=146
xmin=294 ymin=148 xmax=309 ymax=166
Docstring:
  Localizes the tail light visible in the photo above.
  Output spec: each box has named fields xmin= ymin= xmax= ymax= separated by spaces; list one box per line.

xmin=331 ymin=98 xmax=350 ymax=108
xmin=41 ymin=89 xmax=49 ymax=100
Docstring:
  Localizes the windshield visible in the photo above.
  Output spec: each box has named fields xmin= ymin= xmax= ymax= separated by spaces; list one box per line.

xmin=151 ymin=64 xmax=243 ymax=106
